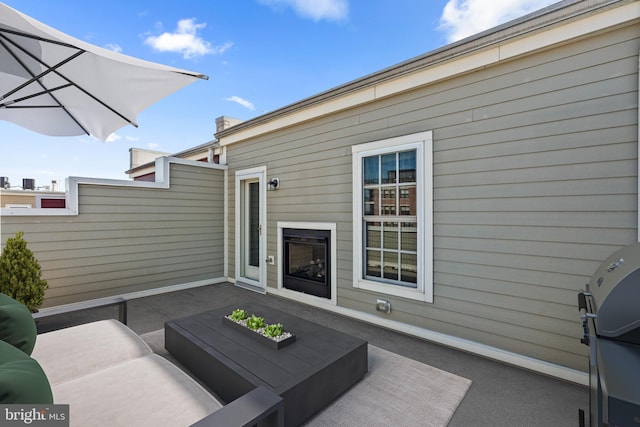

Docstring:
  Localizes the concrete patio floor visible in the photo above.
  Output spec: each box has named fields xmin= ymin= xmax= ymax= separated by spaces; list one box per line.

xmin=37 ymin=282 xmax=588 ymax=426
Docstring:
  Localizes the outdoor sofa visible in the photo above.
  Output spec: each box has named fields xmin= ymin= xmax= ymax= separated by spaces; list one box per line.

xmin=0 ymin=293 xmax=283 ymax=426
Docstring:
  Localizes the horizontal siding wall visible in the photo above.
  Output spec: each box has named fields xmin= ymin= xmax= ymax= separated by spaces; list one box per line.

xmin=426 ymin=23 xmax=639 ymax=370
xmin=0 ymin=163 xmax=225 ymax=307
xmin=226 ymin=21 xmax=639 ymax=372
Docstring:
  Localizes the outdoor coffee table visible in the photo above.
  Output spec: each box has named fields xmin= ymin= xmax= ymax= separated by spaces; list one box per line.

xmin=165 ymin=303 xmax=368 ymax=427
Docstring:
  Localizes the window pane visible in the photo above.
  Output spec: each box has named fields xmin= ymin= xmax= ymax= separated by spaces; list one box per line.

xmin=381 ymin=200 xmax=395 ymax=216
xmin=366 ymin=250 xmax=381 ymax=278
xmin=364 ymin=203 xmax=375 ymax=215
xmin=366 ymin=222 xmax=381 ymax=248
xmin=383 ymin=252 xmax=398 ymax=280
xmin=381 ymin=153 xmax=396 ymax=184
xmin=248 ymin=182 xmax=260 ymax=267
xmin=363 ymin=188 xmax=377 ymax=215
xmin=399 ymin=150 xmax=416 ymax=183
xmin=401 ymin=253 xmax=418 ymax=284
xmin=400 ymin=222 xmax=417 ymax=252
xmin=364 ymin=188 xmax=375 ymax=203
xmin=383 ymin=222 xmax=398 ymax=250
xmin=363 ymin=156 xmax=379 ymax=185
xmin=399 ymin=185 xmax=416 ymax=215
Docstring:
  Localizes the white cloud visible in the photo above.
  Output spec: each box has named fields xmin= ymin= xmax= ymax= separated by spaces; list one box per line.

xmin=105 ymin=43 xmax=122 ymax=53
xmin=125 ymin=136 xmax=140 ymax=142
xmin=439 ymin=0 xmax=557 ymax=43
xmin=105 ymin=133 xmax=122 ymax=142
xmin=147 ymin=143 xmax=159 ymax=149
xmin=145 ymin=18 xmax=233 ymax=59
xmin=226 ymin=96 xmax=255 ymax=111
xmin=258 ymin=0 xmax=349 ymax=22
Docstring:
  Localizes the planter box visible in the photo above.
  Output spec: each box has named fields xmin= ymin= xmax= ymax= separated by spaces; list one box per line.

xmin=223 ymin=316 xmax=296 ymax=350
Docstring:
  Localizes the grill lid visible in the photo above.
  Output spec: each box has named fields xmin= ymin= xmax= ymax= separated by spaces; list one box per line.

xmin=588 ymin=243 xmax=640 ymax=342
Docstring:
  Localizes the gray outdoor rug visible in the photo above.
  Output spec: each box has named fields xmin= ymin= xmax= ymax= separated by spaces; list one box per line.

xmin=141 ymin=329 xmax=472 ymax=426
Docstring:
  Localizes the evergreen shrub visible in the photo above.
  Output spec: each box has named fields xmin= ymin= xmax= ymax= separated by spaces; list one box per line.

xmin=0 ymin=232 xmax=48 ymax=312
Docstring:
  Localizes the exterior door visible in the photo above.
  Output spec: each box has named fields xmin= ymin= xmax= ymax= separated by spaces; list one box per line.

xmin=235 ymin=167 xmax=266 ymax=292
xmin=243 ymin=180 xmax=260 ymax=281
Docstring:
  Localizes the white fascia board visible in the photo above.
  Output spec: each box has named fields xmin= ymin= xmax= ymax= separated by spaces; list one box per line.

xmin=218 ymin=3 xmax=640 ymax=147
xmin=219 ymin=87 xmax=376 ymax=146
xmin=0 ymin=157 xmax=226 ymax=217
xmin=499 ymin=2 xmax=640 ymax=60
xmin=374 ymin=48 xmax=500 ymax=98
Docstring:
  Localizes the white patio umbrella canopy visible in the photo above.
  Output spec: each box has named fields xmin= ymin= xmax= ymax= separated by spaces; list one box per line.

xmin=0 ymin=3 xmax=207 ymax=141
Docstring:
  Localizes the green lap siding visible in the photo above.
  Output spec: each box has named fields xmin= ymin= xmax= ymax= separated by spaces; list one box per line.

xmin=0 ymin=163 xmax=226 ymax=306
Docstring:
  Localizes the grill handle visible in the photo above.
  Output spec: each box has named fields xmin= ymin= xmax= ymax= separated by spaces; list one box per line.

xmin=578 ymin=291 xmax=595 ymax=346
xmin=578 ymin=292 xmax=588 ymax=312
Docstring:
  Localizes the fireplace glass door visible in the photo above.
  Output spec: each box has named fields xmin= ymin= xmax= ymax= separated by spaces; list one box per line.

xmin=283 ymin=228 xmax=330 ymax=298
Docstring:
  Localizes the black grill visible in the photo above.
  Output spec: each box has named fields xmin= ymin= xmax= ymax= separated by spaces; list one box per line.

xmin=578 ymin=243 xmax=640 ymax=426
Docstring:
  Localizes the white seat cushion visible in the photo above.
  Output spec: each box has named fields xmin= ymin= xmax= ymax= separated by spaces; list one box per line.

xmin=31 ymin=319 xmax=152 ymax=385
xmin=53 ymin=354 xmax=223 ymax=427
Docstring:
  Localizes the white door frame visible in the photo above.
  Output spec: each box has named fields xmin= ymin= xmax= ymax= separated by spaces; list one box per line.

xmin=235 ymin=166 xmax=267 ymax=293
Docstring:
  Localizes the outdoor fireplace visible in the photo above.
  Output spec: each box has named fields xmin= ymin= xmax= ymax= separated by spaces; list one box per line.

xmin=283 ymin=228 xmax=331 ymax=298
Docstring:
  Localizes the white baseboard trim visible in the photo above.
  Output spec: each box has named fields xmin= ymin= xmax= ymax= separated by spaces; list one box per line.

xmin=267 ymin=286 xmax=588 ymax=386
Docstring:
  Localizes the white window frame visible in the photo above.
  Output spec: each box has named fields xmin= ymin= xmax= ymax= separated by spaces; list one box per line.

xmin=352 ymin=130 xmax=433 ymax=303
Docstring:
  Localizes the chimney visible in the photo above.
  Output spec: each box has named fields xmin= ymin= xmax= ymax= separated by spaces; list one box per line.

xmin=215 ymin=116 xmax=243 ymax=133
xmin=215 ymin=116 xmax=229 ymax=133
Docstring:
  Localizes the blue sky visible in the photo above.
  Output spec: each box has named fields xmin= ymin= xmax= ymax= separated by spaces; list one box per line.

xmin=1 ymin=0 xmax=556 ymax=190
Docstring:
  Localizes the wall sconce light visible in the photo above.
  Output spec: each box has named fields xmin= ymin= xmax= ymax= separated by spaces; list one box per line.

xmin=267 ymin=177 xmax=280 ymax=191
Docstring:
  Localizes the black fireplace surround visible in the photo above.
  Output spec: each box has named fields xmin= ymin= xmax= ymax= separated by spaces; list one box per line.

xmin=283 ymin=228 xmax=331 ymax=299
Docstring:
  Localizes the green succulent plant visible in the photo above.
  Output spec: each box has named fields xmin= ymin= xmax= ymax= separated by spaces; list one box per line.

xmin=264 ymin=323 xmax=284 ymax=337
xmin=246 ymin=314 xmax=265 ymax=330
xmin=230 ymin=309 xmax=248 ymax=321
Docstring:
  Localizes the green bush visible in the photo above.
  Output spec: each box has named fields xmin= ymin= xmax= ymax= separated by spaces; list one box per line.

xmin=0 ymin=232 xmax=48 ymax=312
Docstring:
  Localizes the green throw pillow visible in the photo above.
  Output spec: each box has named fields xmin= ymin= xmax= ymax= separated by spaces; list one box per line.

xmin=0 ymin=340 xmax=53 ymax=404
xmin=0 ymin=293 xmax=37 ymax=355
